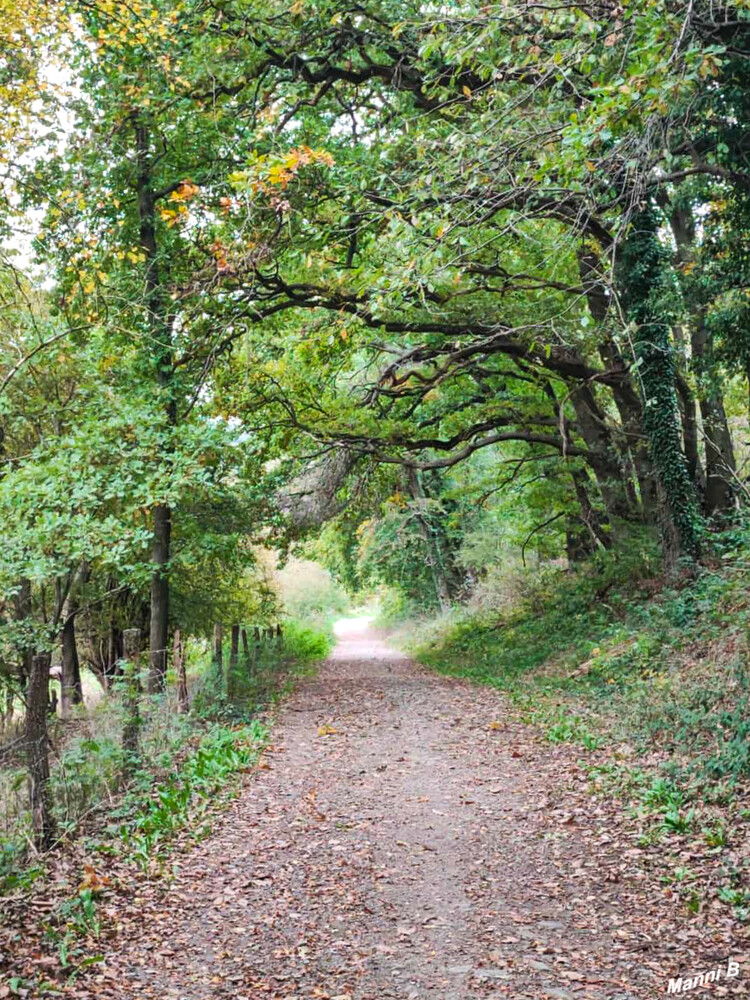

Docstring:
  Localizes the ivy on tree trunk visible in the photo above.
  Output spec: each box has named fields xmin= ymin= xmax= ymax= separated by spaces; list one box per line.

xmin=617 ymin=207 xmax=702 ymax=567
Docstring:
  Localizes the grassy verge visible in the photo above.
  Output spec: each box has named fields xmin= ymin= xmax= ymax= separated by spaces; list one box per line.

xmin=398 ymin=530 xmax=750 ymax=922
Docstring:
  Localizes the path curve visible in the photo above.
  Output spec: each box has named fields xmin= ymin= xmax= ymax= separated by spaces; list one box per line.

xmin=101 ymin=619 xmax=686 ymax=999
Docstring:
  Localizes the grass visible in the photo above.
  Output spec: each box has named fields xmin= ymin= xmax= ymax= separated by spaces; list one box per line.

xmin=39 ymin=721 xmax=268 ymax=974
xmin=407 ymin=532 xmax=750 ymax=781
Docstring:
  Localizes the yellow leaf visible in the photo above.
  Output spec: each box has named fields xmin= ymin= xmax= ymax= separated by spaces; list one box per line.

xmin=317 ymin=724 xmax=338 ymax=736
xmin=488 ymin=721 xmax=502 ymax=731
xmin=79 ymin=864 xmax=109 ymax=894
xmin=170 ymin=179 xmax=199 ymax=201
xmin=268 ymin=163 xmax=292 ymax=186
xmin=462 ymin=85 xmax=472 ymax=98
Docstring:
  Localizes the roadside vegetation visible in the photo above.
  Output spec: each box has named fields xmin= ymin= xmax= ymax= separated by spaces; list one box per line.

xmin=376 ymin=525 xmax=750 ymax=924
xmin=0 ymin=567 xmax=336 ymax=991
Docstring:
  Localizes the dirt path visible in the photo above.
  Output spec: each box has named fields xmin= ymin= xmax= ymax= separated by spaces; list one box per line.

xmin=94 ymin=620 xmax=743 ymax=1000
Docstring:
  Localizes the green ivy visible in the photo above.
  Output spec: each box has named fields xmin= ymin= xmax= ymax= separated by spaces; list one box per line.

xmin=618 ymin=207 xmax=702 ymax=559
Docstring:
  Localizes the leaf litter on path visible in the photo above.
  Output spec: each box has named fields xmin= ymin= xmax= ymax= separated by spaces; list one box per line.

xmin=4 ymin=620 xmax=749 ymax=998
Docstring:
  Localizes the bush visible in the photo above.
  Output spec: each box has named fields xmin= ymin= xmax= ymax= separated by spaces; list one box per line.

xmin=281 ymin=619 xmax=333 ymax=662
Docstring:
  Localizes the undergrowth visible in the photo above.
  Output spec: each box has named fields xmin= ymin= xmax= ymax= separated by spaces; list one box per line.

xmin=0 ymin=616 xmax=332 ymax=894
xmin=0 ymin=616 xmax=333 ymax=989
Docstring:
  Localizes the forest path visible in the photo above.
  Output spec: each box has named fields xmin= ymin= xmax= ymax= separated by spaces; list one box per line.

xmin=100 ymin=620 xmax=702 ymax=1000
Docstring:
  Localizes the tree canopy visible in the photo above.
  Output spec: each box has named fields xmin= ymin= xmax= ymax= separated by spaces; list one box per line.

xmin=2 ymin=0 xmax=750 ymax=715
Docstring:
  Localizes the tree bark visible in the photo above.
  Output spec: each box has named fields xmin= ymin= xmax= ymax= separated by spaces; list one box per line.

xmin=693 ymin=318 xmax=737 ymax=516
xmin=577 ymin=246 xmax=657 ymax=522
xmin=14 ymin=578 xmax=33 ymax=691
xmin=60 ymin=615 xmax=81 ymax=720
xmin=675 ymin=370 xmax=705 ymax=494
xmin=230 ymin=625 xmax=239 ymax=670
xmin=26 ymin=652 xmax=56 ymax=850
xmin=570 ymin=468 xmax=612 ymax=553
xmin=228 ymin=625 xmax=240 ymax=699
xmin=569 ymin=387 xmax=635 ymax=524
xmin=148 ymin=502 xmax=171 ymax=693
xmin=666 ymin=198 xmax=736 ymax=516
xmin=617 ymin=207 xmax=701 ymax=567
xmin=241 ymin=627 xmax=251 ymax=669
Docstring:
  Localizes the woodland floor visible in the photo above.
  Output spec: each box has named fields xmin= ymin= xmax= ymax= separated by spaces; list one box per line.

xmin=68 ymin=620 xmax=748 ymax=999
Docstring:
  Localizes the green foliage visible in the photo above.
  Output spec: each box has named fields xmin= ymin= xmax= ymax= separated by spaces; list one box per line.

xmin=717 ymin=886 xmax=750 ymax=922
xmin=116 ymin=722 xmax=266 ymax=866
xmin=190 ymin=616 xmax=332 ymax=722
xmin=408 ymin=522 xmax=750 ymax=793
xmin=412 ymin=534 xmax=659 ymax=685
xmin=45 ymin=888 xmax=102 ymax=970
xmin=275 ymin=558 xmax=349 ymax=619
xmin=281 ymin=619 xmax=334 ymax=663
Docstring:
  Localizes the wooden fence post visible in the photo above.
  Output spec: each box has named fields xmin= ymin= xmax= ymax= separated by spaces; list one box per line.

xmin=228 ymin=625 xmax=240 ymax=699
xmin=240 ymin=627 xmax=251 ymax=671
xmin=230 ymin=626 xmax=240 ymax=669
xmin=26 ymin=652 xmax=56 ymax=850
xmin=122 ymin=628 xmax=141 ymax=777
xmin=212 ymin=624 xmax=224 ymax=683
xmin=174 ymin=629 xmax=189 ymax=714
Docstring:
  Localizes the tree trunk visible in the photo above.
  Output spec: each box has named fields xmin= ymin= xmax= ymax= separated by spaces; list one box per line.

xmin=241 ymin=627 xmax=251 ymax=669
xmin=228 ymin=625 xmax=240 ymax=699
xmin=701 ymin=393 xmax=737 ymax=516
xmin=174 ymin=630 xmax=189 ymax=714
xmin=122 ymin=628 xmax=142 ymax=776
xmin=666 ymin=198 xmax=737 ymax=517
xmin=26 ymin=652 xmax=56 ymax=850
xmin=571 ymin=468 xmax=612 ymax=553
xmin=148 ymin=502 xmax=171 ymax=693
xmin=109 ymin=624 xmax=124 ymax=685
xmin=60 ymin=615 xmax=81 ymax=720
xmin=577 ymin=246 xmax=656 ymax=522
xmin=135 ymin=117 xmax=176 ymax=695
xmin=693 ymin=319 xmax=737 ymax=516
xmin=406 ymin=466 xmax=452 ymax=613
xmin=14 ymin=578 xmax=33 ymax=691
xmin=229 ymin=625 xmax=239 ymax=670
xmin=569 ymin=387 xmax=635 ymax=524
xmin=675 ymin=371 xmax=704 ymax=495
xmin=617 ymin=207 xmax=701 ymax=567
